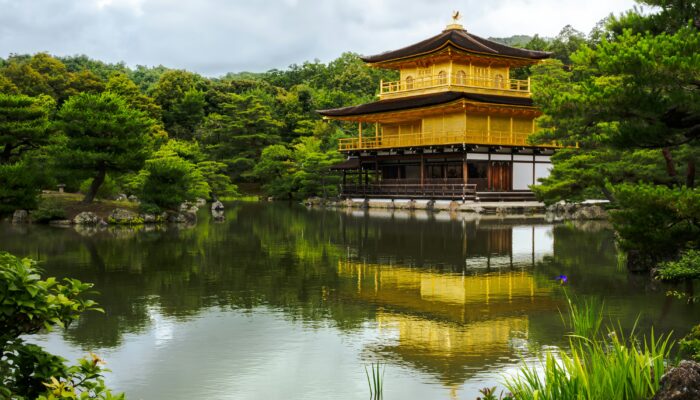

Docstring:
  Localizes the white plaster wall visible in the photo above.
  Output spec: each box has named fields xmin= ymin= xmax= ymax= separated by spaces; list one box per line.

xmin=513 ymin=162 xmax=534 ymax=190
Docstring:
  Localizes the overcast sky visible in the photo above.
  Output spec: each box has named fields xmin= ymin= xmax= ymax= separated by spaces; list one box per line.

xmin=0 ymin=0 xmax=639 ymax=76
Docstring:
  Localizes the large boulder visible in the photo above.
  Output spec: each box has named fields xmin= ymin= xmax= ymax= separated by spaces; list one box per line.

xmin=12 ymin=210 xmax=29 ymax=224
xmin=127 ymin=195 xmax=140 ymax=203
xmin=114 ymin=193 xmax=128 ymax=201
xmin=180 ymin=202 xmax=198 ymax=213
xmin=653 ymin=360 xmax=700 ymax=400
xmin=108 ymin=208 xmax=142 ymax=225
xmin=73 ymin=212 xmax=102 ymax=225
xmin=211 ymin=200 xmax=225 ymax=211
xmin=573 ymin=205 xmax=608 ymax=220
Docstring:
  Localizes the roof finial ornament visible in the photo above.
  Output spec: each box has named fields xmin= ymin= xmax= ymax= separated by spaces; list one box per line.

xmin=445 ymin=10 xmax=464 ymax=31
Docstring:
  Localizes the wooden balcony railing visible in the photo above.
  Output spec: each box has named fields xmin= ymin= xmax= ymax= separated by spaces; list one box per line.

xmin=338 ymin=129 xmax=558 ymax=151
xmin=342 ymin=183 xmax=477 ymax=199
xmin=380 ymin=73 xmax=530 ymax=98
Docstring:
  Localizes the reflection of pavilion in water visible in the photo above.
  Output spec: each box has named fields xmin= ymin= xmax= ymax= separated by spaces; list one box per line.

xmin=340 ymin=212 xmax=555 ymax=270
xmin=337 ymin=225 xmax=558 ymax=390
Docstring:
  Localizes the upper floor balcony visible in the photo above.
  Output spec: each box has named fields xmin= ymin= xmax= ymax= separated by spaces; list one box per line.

xmin=338 ymin=128 xmax=560 ymax=152
xmin=379 ymin=72 xmax=531 ymax=100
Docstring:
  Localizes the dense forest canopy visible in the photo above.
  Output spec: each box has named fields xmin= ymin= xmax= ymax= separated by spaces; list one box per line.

xmin=0 ymin=21 xmax=596 ymax=211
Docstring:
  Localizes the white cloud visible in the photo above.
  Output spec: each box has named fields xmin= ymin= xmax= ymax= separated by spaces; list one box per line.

xmin=0 ymin=0 xmax=638 ymax=76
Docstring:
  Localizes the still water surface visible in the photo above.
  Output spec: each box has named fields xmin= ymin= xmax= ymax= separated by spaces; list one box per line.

xmin=1 ymin=203 xmax=696 ymax=399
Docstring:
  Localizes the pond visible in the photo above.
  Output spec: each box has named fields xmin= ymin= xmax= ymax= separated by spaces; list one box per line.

xmin=1 ymin=202 xmax=696 ymax=399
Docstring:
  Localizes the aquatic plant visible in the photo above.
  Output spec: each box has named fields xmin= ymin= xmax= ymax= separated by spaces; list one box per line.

xmin=477 ymin=386 xmax=513 ymax=400
xmin=505 ymin=297 xmax=674 ymax=400
xmin=364 ymin=362 xmax=385 ymax=399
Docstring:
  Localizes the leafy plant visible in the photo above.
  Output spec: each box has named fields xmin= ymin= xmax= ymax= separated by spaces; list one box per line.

xmin=32 ymin=197 xmax=67 ymax=222
xmin=0 ymin=251 xmax=122 ymax=399
xmin=505 ymin=297 xmax=674 ymax=400
xmin=679 ymin=324 xmax=700 ymax=362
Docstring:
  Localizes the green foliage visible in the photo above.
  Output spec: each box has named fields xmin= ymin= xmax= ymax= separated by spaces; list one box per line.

xmin=254 ymin=136 xmax=342 ymax=199
xmin=610 ymin=184 xmax=700 ymax=267
xmin=150 ymin=70 xmax=205 ymax=138
xmin=505 ymin=298 xmax=674 ymax=400
xmin=679 ymin=324 xmax=700 ymax=362
xmin=196 ymin=161 xmax=238 ymax=200
xmin=32 ymin=197 xmax=67 ymax=223
xmin=79 ymin=174 xmax=119 ymax=200
xmin=532 ymin=148 xmax=671 ymax=203
xmin=56 ymin=92 xmax=155 ymax=203
xmin=106 ymin=72 xmax=166 ymax=140
xmin=656 ymin=249 xmax=700 ymax=282
xmin=198 ymin=92 xmax=282 ymax=179
xmin=0 ymin=252 xmax=121 ymax=399
xmin=253 ymin=145 xmax=294 ymax=198
xmin=529 ymin=4 xmax=700 ymax=274
xmin=0 ymin=158 xmax=45 ymax=215
xmin=0 ymin=93 xmax=53 ymax=164
xmin=138 ymin=150 xmax=209 ymax=211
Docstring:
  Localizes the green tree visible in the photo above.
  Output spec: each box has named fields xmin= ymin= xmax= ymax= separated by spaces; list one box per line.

xmin=0 ymin=251 xmax=122 ymax=399
xmin=253 ymin=144 xmax=295 ymax=198
xmin=198 ymin=92 xmax=282 ymax=179
xmin=0 ymin=93 xmax=53 ymax=214
xmin=56 ymin=92 xmax=154 ymax=203
xmin=531 ymin=4 xmax=700 ymax=271
xmin=138 ymin=151 xmax=208 ymax=211
xmin=106 ymin=72 xmax=167 ymax=141
xmin=150 ymin=70 xmax=205 ymax=138
xmin=0 ymin=93 xmax=53 ymax=164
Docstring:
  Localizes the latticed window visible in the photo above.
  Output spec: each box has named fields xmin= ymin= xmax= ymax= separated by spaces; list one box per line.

xmin=437 ymin=70 xmax=447 ymax=85
xmin=406 ymin=75 xmax=414 ymax=89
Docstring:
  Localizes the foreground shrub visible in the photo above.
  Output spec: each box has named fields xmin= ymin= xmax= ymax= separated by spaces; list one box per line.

xmin=0 ymin=252 xmax=123 ymax=399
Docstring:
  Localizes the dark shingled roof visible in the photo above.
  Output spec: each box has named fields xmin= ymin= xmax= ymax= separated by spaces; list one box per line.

xmin=318 ymin=91 xmax=534 ymax=117
xmin=361 ymin=28 xmax=551 ymax=63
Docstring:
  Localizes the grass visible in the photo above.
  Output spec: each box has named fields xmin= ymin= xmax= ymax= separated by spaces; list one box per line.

xmin=40 ymin=192 xmax=139 ymax=219
xmin=504 ymin=296 xmax=674 ymax=400
xmin=364 ymin=363 xmax=385 ymax=399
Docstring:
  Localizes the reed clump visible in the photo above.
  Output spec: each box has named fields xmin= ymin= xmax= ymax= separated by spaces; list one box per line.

xmin=504 ymin=296 xmax=674 ymax=400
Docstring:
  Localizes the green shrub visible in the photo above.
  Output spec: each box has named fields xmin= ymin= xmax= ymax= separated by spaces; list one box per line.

xmin=0 ymin=159 xmax=43 ymax=215
xmin=139 ymin=154 xmax=208 ymax=211
xmin=0 ymin=251 xmax=123 ymax=399
xmin=680 ymin=324 xmax=700 ymax=362
xmin=657 ymin=250 xmax=700 ymax=282
xmin=32 ymin=198 xmax=67 ymax=222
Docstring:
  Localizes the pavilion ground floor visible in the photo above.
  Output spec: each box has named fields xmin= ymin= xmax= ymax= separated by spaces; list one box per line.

xmin=334 ymin=146 xmax=554 ymax=201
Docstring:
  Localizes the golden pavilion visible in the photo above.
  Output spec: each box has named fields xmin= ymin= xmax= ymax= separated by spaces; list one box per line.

xmin=320 ymin=15 xmax=557 ymax=201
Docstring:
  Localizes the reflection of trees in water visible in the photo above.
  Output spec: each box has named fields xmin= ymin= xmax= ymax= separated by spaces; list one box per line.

xmin=0 ymin=204 xmax=692 ymax=376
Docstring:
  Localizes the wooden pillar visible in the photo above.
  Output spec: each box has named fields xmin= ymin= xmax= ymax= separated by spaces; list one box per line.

xmin=342 ymin=171 xmax=347 ymax=186
xmin=375 ymin=123 xmax=379 ymax=147
xmin=358 ymin=123 xmax=363 ymax=148
xmin=462 ymin=155 xmax=468 ymax=185
xmin=420 ymin=154 xmax=425 ymax=188
xmin=487 ymin=153 xmax=492 ymax=191
xmin=374 ymin=159 xmax=379 ymax=183
xmin=487 ymin=115 xmax=491 ymax=144
xmin=509 ymin=117 xmax=514 ymax=144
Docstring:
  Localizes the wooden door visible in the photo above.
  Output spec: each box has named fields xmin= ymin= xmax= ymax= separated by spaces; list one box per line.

xmin=488 ymin=162 xmax=512 ymax=191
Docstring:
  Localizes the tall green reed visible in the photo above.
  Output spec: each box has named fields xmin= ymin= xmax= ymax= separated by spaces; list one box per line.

xmin=504 ymin=295 xmax=674 ymax=400
xmin=365 ymin=362 xmax=385 ymax=399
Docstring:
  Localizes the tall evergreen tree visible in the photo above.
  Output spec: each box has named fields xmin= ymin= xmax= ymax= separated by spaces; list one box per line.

xmin=56 ymin=92 xmax=154 ymax=203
